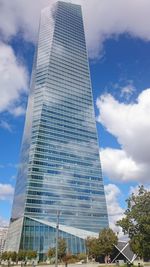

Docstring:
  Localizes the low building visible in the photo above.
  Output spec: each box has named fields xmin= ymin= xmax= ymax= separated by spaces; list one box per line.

xmin=0 ymin=227 xmax=8 ymax=255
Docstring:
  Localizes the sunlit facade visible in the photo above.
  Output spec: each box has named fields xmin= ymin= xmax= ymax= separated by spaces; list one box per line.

xmin=0 ymin=227 xmax=8 ymax=255
xmin=5 ymin=1 xmax=108 ymax=258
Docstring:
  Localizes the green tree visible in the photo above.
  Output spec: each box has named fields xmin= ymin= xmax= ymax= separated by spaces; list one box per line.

xmin=26 ymin=250 xmax=37 ymax=260
xmin=58 ymin=238 xmax=67 ymax=261
xmin=62 ymin=253 xmax=77 ymax=264
xmin=1 ymin=251 xmax=17 ymax=262
xmin=11 ymin=251 xmax=17 ymax=262
xmin=98 ymin=228 xmax=118 ymax=263
xmin=86 ymin=228 xmax=118 ymax=262
xmin=86 ymin=237 xmax=99 ymax=259
xmin=1 ymin=251 xmax=9 ymax=261
xmin=17 ymin=250 xmax=26 ymax=261
xmin=77 ymin=253 xmax=87 ymax=261
xmin=47 ymin=239 xmax=67 ymax=262
xmin=117 ymin=185 xmax=150 ymax=259
xmin=47 ymin=247 xmax=55 ymax=259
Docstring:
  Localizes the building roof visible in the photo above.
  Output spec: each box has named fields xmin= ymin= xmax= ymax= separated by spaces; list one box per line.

xmin=28 ymin=216 xmax=98 ymax=240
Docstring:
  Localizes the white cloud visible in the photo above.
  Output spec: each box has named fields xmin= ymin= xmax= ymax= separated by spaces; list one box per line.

xmin=0 ymin=120 xmax=12 ymax=132
xmin=120 ymin=84 xmax=135 ymax=99
xmin=1 ymin=0 xmax=150 ymax=58
xmin=82 ymin=0 xmax=150 ymax=58
xmin=97 ymin=89 xmax=150 ymax=183
xmin=10 ymin=106 xmax=26 ymax=117
xmin=0 ymin=0 xmax=51 ymax=42
xmin=0 ymin=183 xmax=14 ymax=201
xmin=104 ymin=184 xmax=125 ymax=238
xmin=0 ymin=42 xmax=28 ymax=115
xmin=101 ymin=148 xmax=149 ymax=182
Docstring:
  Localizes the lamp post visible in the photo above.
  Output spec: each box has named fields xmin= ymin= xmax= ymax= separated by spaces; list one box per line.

xmin=55 ymin=211 xmax=60 ymax=267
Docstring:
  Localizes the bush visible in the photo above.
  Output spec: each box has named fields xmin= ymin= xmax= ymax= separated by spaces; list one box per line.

xmin=77 ymin=253 xmax=87 ymax=261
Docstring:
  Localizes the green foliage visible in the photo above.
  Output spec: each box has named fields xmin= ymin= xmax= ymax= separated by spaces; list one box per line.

xmin=26 ymin=250 xmax=37 ymax=260
xmin=86 ymin=237 xmax=100 ymax=258
xmin=1 ymin=250 xmax=37 ymax=262
xmin=77 ymin=253 xmax=87 ymax=261
xmin=47 ymin=238 xmax=67 ymax=261
xmin=1 ymin=251 xmax=9 ymax=261
xmin=98 ymin=228 xmax=118 ymax=256
xmin=1 ymin=251 xmax=18 ymax=262
xmin=47 ymin=247 xmax=55 ymax=259
xmin=63 ymin=253 xmax=77 ymax=263
xmin=86 ymin=228 xmax=118 ymax=261
xmin=58 ymin=238 xmax=67 ymax=260
xmin=17 ymin=250 xmax=27 ymax=261
xmin=10 ymin=251 xmax=17 ymax=262
xmin=117 ymin=185 xmax=150 ymax=259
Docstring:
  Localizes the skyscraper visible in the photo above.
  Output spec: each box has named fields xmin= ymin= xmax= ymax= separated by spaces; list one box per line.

xmin=5 ymin=1 xmax=108 ymax=258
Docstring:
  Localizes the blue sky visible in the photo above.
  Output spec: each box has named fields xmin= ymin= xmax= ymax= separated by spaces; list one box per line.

xmin=0 ymin=0 xmax=150 ymax=235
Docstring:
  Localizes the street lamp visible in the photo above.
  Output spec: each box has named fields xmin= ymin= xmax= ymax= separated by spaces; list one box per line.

xmin=55 ymin=211 xmax=60 ymax=267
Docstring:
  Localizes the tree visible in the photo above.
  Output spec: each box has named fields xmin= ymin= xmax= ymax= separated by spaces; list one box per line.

xmin=77 ymin=253 xmax=87 ymax=261
xmin=47 ymin=247 xmax=55 ymax=259
xmin=1 ymin=251 xmax=9 ymax=261
xmin=117 ymin=185 xmax=150 ymax=259
xmin=17 ymin=250 xmax=27 ymax=261
xmin=11 ymin=251 xmax=17 ymax=262
xmin=62 ymin=253 xmax=77 ymax=264
xmin=47 ymin=238 xmax=67 ymax=262
xmin=1 ymin=251 xmax=18 ymax=262
xmin=98 ymin=228 xmax=118 ymax=263
xmin=58 ymin=238 xmax=67 ymax=261
xmin=86 ymin=229 xmax=118 ymax=262
xmin=26 ymin=250 xmax=37 ymax=260
xmin=86 ymin=237 xmax=100 ymax=259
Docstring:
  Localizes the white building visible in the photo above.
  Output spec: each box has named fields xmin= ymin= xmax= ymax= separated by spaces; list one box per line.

xmin=0 ymin=227 xmax=8 ymax=255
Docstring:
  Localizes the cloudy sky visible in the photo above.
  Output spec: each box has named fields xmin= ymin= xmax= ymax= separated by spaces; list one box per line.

xmin=0 ymin=0 xmax=150 ymax=236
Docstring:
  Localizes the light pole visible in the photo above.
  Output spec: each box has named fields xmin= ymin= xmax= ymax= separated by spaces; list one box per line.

xmin=55 ymin=211 xmax=60 ymax=267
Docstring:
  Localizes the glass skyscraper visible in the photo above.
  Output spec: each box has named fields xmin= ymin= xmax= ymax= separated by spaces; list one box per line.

xmin=5 ymin=1 xmax=108 ymax=258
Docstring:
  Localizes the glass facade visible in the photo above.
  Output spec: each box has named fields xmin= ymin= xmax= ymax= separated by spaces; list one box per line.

xmin=5 ymin=1 xmax=108 ymax=257
xmin=19 ymin=217 xmax=98 ymax=256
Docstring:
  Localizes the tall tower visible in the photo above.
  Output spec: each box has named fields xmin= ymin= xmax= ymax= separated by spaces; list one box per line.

xmin=5 ymin=1 xmax=108 ymax=258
